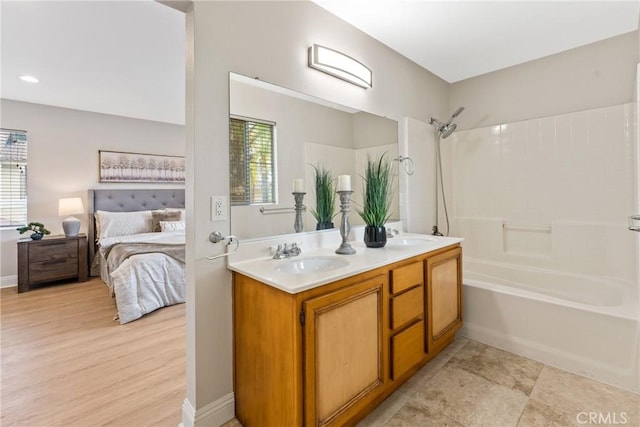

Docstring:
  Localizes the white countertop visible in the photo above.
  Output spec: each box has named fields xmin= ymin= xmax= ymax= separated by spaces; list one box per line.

xmin=227 ymin=227 xmax=463 ymax=294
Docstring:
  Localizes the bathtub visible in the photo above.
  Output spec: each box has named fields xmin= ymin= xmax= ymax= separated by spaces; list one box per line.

xmin=459 ymin=258 xmax=640 ymax=393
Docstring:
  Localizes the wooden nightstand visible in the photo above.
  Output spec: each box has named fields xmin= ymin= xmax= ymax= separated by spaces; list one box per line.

xmin=17 ymin=234 xmax=88 ymax=293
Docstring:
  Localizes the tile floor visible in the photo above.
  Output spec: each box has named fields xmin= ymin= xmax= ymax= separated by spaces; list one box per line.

xmin=224 ymin=338 xmax=640 ymax=427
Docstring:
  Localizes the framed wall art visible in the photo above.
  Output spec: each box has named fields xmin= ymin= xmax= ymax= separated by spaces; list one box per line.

xmin=99 ymin=150 xmax=185 ymax=183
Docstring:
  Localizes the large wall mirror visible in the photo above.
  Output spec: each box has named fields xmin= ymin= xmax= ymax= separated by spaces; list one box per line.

xmin=229 ymin=72 xmax=399 ymax=239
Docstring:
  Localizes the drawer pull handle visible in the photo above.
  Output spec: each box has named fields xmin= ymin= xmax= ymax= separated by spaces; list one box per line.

xmin=40 ymin=260 xmax=70 ymax=266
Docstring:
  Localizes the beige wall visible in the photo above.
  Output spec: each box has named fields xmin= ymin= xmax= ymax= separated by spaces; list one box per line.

xmin=0 ymin=99 xmax=184 ymax=283
xmin=186 ymin=1 xmax=449 ymax=424
xmin=450 ymin=31 xmax=638 ymax=130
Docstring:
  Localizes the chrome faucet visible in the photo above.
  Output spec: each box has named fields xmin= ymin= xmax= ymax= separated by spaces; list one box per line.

xmin=386 ymin=228 xmax=399 ymax=238
xmin=273 ymin=243 xmax=301 ymax=259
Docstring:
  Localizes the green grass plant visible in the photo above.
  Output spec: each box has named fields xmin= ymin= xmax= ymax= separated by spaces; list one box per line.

xmin=357 ymin=153 xmax=393 ymax=228
xmin=310 ymin=164 xmax=336 ymax=224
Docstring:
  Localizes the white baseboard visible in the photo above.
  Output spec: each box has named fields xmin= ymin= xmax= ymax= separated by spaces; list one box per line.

xmin=1 ymin=275 xmax=17 ymax=289
xmin=182 ymin=393 xmax=235 ymax=427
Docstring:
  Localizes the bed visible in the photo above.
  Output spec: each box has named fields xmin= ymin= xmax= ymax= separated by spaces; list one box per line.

xmin=88 ymin=189 xmax=186 ymax=324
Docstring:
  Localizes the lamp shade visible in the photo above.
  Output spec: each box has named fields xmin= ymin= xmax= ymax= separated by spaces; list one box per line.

xmin=58 ymin=197 xmax=84 ymax=216
xmin=59 ymin=198 xmax=84 ymax=237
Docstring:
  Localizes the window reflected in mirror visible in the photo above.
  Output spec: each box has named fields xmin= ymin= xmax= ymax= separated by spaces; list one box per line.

xmin=229 ymin=116 xmax=276 ymax=206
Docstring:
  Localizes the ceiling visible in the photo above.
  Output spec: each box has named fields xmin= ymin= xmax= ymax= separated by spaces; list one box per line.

xmin=1 ymin=1 xmax=638 ymax=125
xmin=313 ymin=0 xmax=640 ymax=83
xmin=0 ymin=1 xmax=185 ymax=125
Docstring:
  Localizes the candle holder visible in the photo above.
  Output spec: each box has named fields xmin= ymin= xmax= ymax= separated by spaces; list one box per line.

xmin=293 ymin=192 xmax=306 ymax=233
xmin=335 ymin=190 xmax=356 ymax=255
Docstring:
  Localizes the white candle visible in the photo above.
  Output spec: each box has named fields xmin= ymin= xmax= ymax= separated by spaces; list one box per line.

xmin=337 ymin=175 xmax=351 ymax=192
xmin=293 ymin=178 xmax=304 ymax=193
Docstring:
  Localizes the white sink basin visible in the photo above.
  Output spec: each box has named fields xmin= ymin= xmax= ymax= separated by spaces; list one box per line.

xmin=275 ymin=256 xmax=349 ymax=275
xmin=386 ymin=237 xmax=438 ymax=247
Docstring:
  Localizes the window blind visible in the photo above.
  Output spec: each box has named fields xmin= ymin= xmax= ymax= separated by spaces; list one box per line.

xmin=229 ymin=117 xmax=276 ymax=205
xmin=0 ymin=129 xmax=28 ymax=227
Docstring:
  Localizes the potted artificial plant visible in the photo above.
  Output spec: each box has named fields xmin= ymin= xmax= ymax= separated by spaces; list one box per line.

xmin=17 ymin=222 xmax=51 ymax=240
xmin=357 ymin=153 xmax=393 ymax=248
xmin=310 ymin=164 xmax=337 ymax=230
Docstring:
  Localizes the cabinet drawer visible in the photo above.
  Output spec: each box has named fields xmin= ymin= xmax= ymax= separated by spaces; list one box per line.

xmin=390 ymin=286 xmax=423 ymax=330
xmin=30 ymin=258 xmax=79 ymax=284
xmin=390 ymin=261 xmax=423 ymax=294
xmin=390 ymin=321 xmax=424 ymax=380
xmin=29 ymin=240 xmax=78 ymax=261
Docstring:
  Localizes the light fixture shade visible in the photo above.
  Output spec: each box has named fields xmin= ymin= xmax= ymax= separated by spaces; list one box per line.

xmin=59 ymin=198 xmax=84 ymax=237
xmin=58 ymin=197 xmax=84 ymax=216
xmin=308 ymin=44 xmax=372 ymax=89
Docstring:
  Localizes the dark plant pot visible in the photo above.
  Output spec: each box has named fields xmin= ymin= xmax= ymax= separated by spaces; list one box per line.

xmin=364 ymin=225 xmax=387 ymax=248
xmin=31 ymin=233 xmax=43 ymax=240
xmin=316 ymin=222 xmax=334 ymax=230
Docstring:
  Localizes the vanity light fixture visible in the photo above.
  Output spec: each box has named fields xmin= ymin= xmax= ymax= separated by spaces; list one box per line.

xmin=19 ymin=75 xmax=39 ymax=83
xmin=308 ymin=44 xmax=372 ymax=89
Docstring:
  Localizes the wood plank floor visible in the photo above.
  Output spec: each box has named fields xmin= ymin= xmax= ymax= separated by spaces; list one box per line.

xmin=1 ymin=278 xmax=185 ymax=427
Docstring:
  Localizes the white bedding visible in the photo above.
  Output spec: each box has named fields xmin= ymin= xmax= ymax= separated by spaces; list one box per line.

xmin=99 ymin=231 xmax=185 ymax=324
xmin=99 ymin=230 xmax=185 ymax=249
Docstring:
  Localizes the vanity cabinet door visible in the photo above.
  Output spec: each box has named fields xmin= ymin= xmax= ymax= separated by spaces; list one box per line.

xmin=303 ymin=275 xmax=386 ymax=427
xmin=390 ymin=320 xmax=425 ymax=380
xmin=426 ymin=247 xmax=463 ymax=352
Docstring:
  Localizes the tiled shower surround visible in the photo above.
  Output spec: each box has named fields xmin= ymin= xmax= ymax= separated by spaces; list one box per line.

xmin=444 ymin=103 xmax=638 ymax=286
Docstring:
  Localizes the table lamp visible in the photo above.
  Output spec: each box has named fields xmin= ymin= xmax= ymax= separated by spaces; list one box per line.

xmin=58 ymin=197 xmax=84 ymax=237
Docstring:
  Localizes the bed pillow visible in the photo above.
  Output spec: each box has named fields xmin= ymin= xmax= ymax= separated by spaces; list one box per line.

xmin=159 ymin=220 xmax=185 ymax=232
xmin=95 ymin=210 xmax=154 ymax=239
xmin=151 ymin=210 xmax=182 ymax=232
xmin=166 ymin=208 xmax=185 ymax=220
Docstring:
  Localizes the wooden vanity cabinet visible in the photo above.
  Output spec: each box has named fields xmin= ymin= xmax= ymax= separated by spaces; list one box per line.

xmin=233 ymin=269 xmax=389 ymax=427
xmin=426 ymin=246 xmax=463 ymax=353
xmin=233 ymin=243 xmax=462 ymax=427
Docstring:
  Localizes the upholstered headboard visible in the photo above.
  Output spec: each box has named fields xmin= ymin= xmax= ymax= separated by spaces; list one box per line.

xmin=87 ymin=188 xmax=185 ymax=264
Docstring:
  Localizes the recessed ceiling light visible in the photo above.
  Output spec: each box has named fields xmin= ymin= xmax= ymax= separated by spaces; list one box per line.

xmin=19 ymin=75 xmax=39 ymax=83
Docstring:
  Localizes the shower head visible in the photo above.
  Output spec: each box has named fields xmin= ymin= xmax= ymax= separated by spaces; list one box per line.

xmin=429 ymin=106 xmax=464 ymax=139
xmin=440 ymin=123 xmax=457 ymax=139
